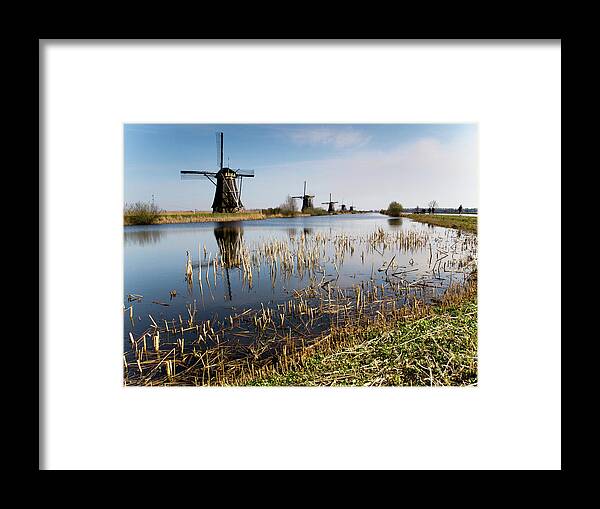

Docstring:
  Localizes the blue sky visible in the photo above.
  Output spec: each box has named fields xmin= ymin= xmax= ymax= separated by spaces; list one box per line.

xmin=124 ymin=123 xmax=478 ymax=210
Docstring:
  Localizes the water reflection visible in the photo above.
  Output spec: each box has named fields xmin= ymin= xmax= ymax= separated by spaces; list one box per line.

xmin=214 ymin=222 xmax=244 ymax=268
xmin=124 ymin=228 xmax=165 ymax=246
xmin=124 ymin=214 xmax=478 ymax=350
xmin=214 ymin=222 xmax=244 ymax=300
xmin=388 ymin=218 xmax=403 ymax=228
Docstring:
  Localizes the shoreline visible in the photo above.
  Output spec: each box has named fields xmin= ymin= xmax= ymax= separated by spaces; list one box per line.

xmin=246 ymin=284 xmax=477 ymax=387
xmin=124 ymin=210 xmax=370 ymax=226
xmin=124 ymin=278 xmax=478 ymax=387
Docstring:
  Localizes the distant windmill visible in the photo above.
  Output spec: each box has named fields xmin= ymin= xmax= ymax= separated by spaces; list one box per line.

xmin=321 ymin=193 xmax=338 ymax=213
xmin=349 ymin=203 xmax=355 ymax=212
xmin=340 ymin=202 xmax=347 ymax=212
xmin=292 ymin=181 xmax=315 ymax=212
xmin=180 ymin=132 xmax=255 ymax=213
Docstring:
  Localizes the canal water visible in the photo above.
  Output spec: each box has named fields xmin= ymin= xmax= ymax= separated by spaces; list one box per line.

xmin=124 ymin=213 xmax=477 ymax=350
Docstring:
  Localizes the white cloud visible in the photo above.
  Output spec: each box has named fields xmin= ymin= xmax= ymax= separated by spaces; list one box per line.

xmin=287 ymin=127 xmax=371 ymax=149
xmin=247 ymin=135 xmax=478 ymax=210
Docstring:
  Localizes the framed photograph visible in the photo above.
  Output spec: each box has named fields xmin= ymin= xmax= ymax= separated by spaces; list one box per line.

xmin=123 ymin=123 xmax=478 ymax=388
xmin=41 ymin=40 xmax=561 ymax=470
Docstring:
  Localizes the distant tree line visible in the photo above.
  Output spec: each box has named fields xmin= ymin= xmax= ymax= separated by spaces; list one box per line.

xmin=262 ymin=195 xmax=328 ymax=217
xmin=380 ymin=200 xmax=477 ymax=216
xmin=409 ymin=204 xmax=476 ymax=214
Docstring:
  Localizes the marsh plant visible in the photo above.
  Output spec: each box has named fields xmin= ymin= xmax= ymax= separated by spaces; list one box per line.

xmin=123 ymin=225 xmax=478 ymax=387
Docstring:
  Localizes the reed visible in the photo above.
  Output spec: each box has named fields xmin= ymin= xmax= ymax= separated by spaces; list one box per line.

xmin=124 ymin=225 xmax=478 ymax=387
xmin=124 ymin=277 xmax=476 ymax=386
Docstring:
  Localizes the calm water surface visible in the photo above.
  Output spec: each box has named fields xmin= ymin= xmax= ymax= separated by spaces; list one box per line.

xmin=124 ymin=213 xmax=476 ymax=349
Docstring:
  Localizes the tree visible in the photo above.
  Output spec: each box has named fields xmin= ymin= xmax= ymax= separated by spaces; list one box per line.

xmin=428 ymin=200 xmax=438 ymax=214
xmin=385 ymin=201 xmax=404 ymax=217
xmin=279 ymin=195 xmax=298 ymax=216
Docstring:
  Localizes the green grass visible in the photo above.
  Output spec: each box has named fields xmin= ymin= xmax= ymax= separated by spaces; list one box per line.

xmin=245 ymin=295 xmax=477 ymax=387
xmin=404 ymin=214 xmax=477 ymax=233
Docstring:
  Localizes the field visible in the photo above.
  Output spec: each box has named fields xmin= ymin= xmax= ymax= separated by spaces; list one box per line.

xmin=404 ymin=214 xmax=477 ymax=233
xmin=156 ymin=210 xmax=267 ymax=224
xmin=124 ymin=210 xmax=269 ymax=225
xmin=124 ymin=209 xmax=362 ymax=225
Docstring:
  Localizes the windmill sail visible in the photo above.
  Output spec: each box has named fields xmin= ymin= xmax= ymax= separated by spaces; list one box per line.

xmin=216 ymin=132 xmax=223 ymax=170
xmin=235 ymin=169 xmax=255 ymax=177
xmin=181 ymin=170 xmax=218 ymax=178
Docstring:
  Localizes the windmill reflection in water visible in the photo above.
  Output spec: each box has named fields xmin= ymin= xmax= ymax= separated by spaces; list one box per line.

xmin=214 ymin=222 xmax=244 ymax=300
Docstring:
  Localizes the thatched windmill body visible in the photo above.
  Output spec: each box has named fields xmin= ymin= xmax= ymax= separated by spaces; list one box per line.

xmin=321 ymin=193 xmax=338 ymax=213
xmin=181 ymin=132 xmax=254 ymax=213
xmin=292 ymin=181 xmax=315 ymax=212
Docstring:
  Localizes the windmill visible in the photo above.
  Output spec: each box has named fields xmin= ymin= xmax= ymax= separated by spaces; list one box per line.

xmin=340 ymin=202 xmax=347 ymax=212
xmin=349 ymin=203 xmax=355 ymax=212
xmin=291 ymin=181 xmax=315 ymax=212
xmin=181 ymin=132 xmax=255 ymax=213
xmin=321 ymin=193 xmax=338 ymax=213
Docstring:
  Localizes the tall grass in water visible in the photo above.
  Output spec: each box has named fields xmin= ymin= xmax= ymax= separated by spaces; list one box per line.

xmin=124 ymin=201 xmax=162 ymax=225
xmin=123 ymin=225 xmax=478 ymax=386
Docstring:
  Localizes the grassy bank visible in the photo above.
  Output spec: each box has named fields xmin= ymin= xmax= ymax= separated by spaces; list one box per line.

xmin=404 ymin=214 xmax=477 ymax=233
xmin=158 ymin=211 xmax=265 ymax=224
xmin=124 ymin=210 xmax=271 ymax=225
xmin=245 ymin=283 xmax=477 ymax=387
xmin=124 ymin=209 xmax=364 ymax=225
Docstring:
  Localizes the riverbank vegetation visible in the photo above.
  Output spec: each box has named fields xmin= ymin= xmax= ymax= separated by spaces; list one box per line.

xmin=404 ymin=214 xmax=478 ymax=233
xmin=124 ymin=209 xmax=267 ymax=225
xmin=262 ymin=195 xmax=331 ymax=218
xmin=261 ymin=207 xmax=329 ymax=217
xmin=124 ymin=202 xmax=335 ymax=225
xmin=124 ymin=201 xmax=163 ymax=225
xmin=247 ymin=284 xmax=477 ymax=386
xmin=124 ymin=224 xmax=478 ymax=387
xmin=380 ymin=201 xmax=404 ymax=217
xmin=158 ymin=211 xmax=266 ymax=224
xmin=124 ymin=276 xmax=477 ymax=387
